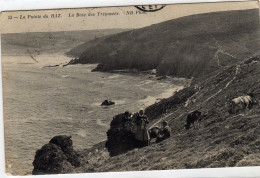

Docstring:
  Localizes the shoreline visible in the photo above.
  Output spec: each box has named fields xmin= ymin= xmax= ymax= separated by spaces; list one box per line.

xmin=79 ymin=79 xmax=191 ymax=153
xmin=4 ymin=56 xmax=191 ymax=175
xmin=52 ymin=63 xmax=191 ymax=154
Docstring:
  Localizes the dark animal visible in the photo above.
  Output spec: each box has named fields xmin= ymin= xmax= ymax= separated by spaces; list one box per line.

xmin=228 ymin=95 xmax=254 ymax=114
xmin=185 ymin=110 xmax=202 ymax=130
xmin=149 ymin=126 xmax=161 ymax=140
xmin=101 ymin=100 xmax=115 ymax=106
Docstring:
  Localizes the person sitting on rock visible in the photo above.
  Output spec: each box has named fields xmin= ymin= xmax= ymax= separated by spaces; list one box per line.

xmin=156 ymin=121 xmax=171 ymax=143
xmin=133 ymin=109 xmax=150 ymax=147
xmin=124 ymin=111 xmax=132 ymax=121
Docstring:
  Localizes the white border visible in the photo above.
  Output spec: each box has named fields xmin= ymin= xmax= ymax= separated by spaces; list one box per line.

xmin=0 ymin=0 xmax=260 ymax=178
xmin=0 ymin=0 xmax=256 ymax=11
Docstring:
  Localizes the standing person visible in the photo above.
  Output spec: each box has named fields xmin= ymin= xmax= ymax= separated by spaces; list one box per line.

xmin=123 ymin=111 xmax=133 ymax=132
xmin=134 ymin=109 xmax=150 ymax=147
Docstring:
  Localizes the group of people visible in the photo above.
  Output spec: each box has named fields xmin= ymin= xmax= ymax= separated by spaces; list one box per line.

xmin=123 ymin=109 xmax=171 ymax=147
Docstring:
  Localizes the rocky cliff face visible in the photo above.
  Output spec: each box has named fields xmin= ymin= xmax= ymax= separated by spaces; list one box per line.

xmin=32 ymin=135 xmax=81 ymax=175
xmin=33 ymin=56 xmax=260 ymax=174
xmin=72 ymin=56 xmax=260 ymax=173
xmin=70 ymin=9 xmax=259 ymax=78
xmin=33 ymin=8 xmax=260 ymax=174
xmin=104 ymin=87 xmax=197 ymax=157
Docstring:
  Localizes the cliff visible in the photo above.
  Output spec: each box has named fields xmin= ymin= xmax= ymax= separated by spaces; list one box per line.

xmin=33 ymin=55 xmax=260 ymax=174
xmin=69 ymin=9 xmax=260 ymax=78
xmin=72 ymin=56 xmax=260 ymax=172
xmin=32 ymin=9 xmax=260 ymax=174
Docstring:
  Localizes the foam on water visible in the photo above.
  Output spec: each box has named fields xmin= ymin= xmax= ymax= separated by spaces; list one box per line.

xmin=107 ymin=74 xmax=121 ymax=79
xmin=138 ymin=96 xmax=157 ymax=107
xmin=96 ymin=119 xmax=109 ymax=128
xmin=76 ymin=130 xmax=87 ymax=138
xmin=112 ymin=99 xmax=126 ymax=105
xmin=61 ymin=75 xmax=69 ymax=78
xmin=138 ymin=86 xmax=184 ymax=107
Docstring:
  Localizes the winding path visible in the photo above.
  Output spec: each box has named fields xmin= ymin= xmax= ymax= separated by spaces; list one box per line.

xmin=150 ymin=62 xmax=242 ymax=128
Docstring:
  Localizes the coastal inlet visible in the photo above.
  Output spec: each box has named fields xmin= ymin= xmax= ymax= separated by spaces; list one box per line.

xmin=2 ymin=55 xmax=187 ymax=175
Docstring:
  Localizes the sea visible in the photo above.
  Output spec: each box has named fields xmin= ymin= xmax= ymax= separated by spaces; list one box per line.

xmin=1 ymin=53 xmax=187 ymax=175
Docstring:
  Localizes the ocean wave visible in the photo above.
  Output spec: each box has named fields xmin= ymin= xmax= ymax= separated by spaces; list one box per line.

xmin=112 ymin=99 xmax=126 ymax=105
xmin=138 ymin=96 xmax=157 ymax=107
xmin=61 ymin=75 xmax=69 ymax=78
xmin=138 ymin=86 xmax=184 ymax=107
xmin=96 ymin=119 xmax=109 ymax=128
xmin=76 ymin=130 xmax=87 ymax=137
xmin=107 ymin=74 xmax=121 ymax=79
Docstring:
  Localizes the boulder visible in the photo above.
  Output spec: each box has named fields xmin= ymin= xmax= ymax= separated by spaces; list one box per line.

xmin=49 ymin=135 xmax=73 ymax=152
xmin=101 ymin=100 xmax=115 ymax=106
xmin=32 ymin=135 xmax=81 ymax=175
xmin=49 ymin=135 xmax=81 ymax=167
xmin=105 ymin=113 xmax=136 ymax=156
xmin=32 ymin=143 xmax=72 ymax=175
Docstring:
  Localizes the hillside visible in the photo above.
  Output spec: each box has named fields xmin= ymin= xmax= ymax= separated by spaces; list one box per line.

xmin=69 ymin=55 xmax=260 ymax=173
xmin=1 ymin=29 xmax=127 ymax=56
xmin=30 ymin=9 xmax=260 ymax=174
xmin=69 ymin=9 xmax=260 ymax=79
xmin=65 ymin=29 xmax=130 ymax=57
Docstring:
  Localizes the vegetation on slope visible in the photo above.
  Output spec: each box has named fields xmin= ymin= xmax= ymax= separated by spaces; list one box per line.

xmin=72 ymin=56 xmax=260 ymax=173
xmin=31 ymin=9 xmax=260 ymax=174
xmin=70 ymin=9 xmax=259 ymax=78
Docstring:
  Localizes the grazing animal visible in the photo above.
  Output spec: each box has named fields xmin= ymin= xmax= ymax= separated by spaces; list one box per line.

xmin=185 ymin=110 xmax=201 ymax=130
xmin=149 ymin=126 xmax=161 ymax=140
xmin=228 ymin=95 xmax=253 ymax=114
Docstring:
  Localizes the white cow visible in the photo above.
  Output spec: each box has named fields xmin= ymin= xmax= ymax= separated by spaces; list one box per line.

xmin=229 ymin=95 xmax=253 ymax=114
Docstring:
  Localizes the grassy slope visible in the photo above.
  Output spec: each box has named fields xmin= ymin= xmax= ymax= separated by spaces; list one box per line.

xmin=72 ymin=9 xmax=259 ymax=78
xmin=70 ymin=56 xmax=260 ymax=173
xmin=54 ymin=9 xmax=260 ymax=174
xmin=66 ymin=29 xmax=130 ymax=57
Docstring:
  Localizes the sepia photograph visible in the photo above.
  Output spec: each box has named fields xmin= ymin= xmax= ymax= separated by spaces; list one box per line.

xmin=1 ymin=0 xmax=260 ymax=176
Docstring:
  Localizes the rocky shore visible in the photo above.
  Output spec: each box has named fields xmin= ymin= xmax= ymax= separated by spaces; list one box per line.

xmin=31 ymin=8 xmax=260 ymax=175
xmin=33 ymin=56 xmax=260 ymax=174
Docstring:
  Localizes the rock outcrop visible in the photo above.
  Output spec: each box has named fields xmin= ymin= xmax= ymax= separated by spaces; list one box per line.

xmin=101 ymin=100 xmax=115 ymax=106
xmin=32 ymin=143 xmax=72 ymax=175
xmin=49 ymin=135 xmax=81 ymax=167
xmin=105 ymin=113 xmax=136 ymax=156
xmin=105 ymin=87 xmax=197 ymax=156
xmin=32 ymin=135 xmax=81 ymax=175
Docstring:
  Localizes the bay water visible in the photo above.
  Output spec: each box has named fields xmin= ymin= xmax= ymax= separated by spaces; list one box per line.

xmin=2 ymin=54 xmax=186 ymax=175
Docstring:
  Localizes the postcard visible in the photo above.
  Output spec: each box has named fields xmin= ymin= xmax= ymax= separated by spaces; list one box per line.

xmin=0 ymin=1 xmax=259 ymax=176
